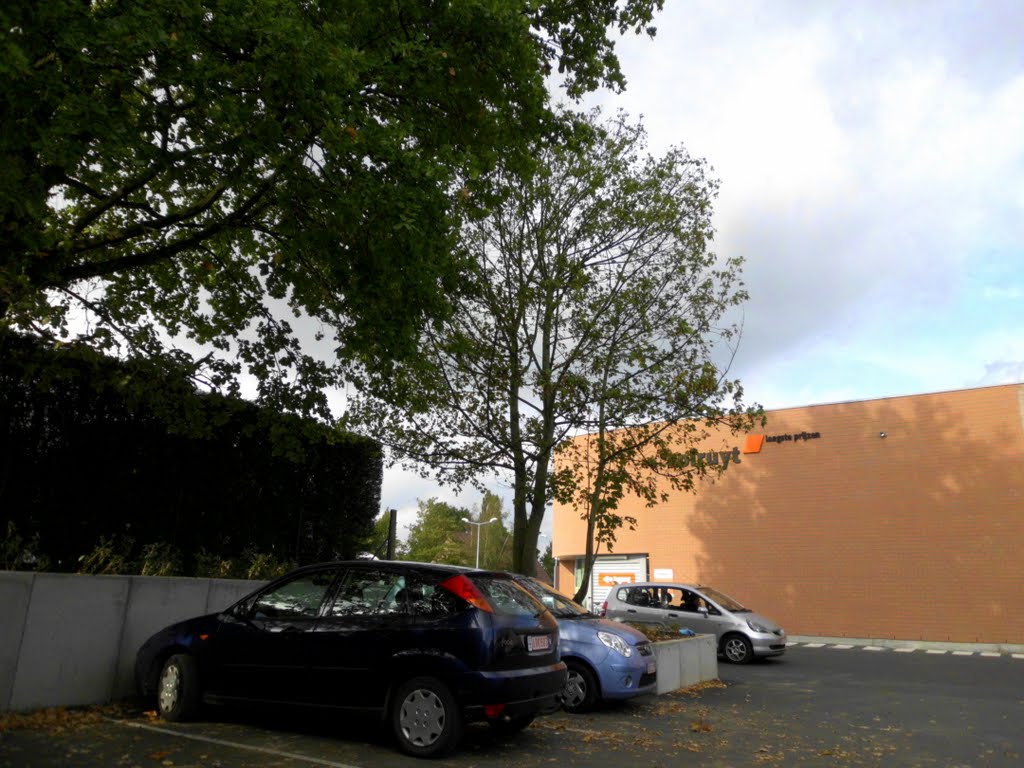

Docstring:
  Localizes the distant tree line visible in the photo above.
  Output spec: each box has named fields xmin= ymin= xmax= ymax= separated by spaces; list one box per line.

xmin=365 ymin=493 xmax=554 ymax=580
xmin=0 ymin=332 xmax=381 ymax=576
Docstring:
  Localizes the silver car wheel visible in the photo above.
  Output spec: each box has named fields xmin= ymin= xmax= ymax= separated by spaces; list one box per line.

xmin=564 ymin=669 xmax=587 ymax=708
xmin=158 ymin=661 xmax=180 ymax=714
xmin=398 ymin=687 xmax=446 ymax=748
xmin=724 ymin=636 xmax=751 ymax=663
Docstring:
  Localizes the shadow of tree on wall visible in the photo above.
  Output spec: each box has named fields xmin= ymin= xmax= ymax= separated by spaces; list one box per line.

xmin=687 ymin=391 xmax=1024 ymax=643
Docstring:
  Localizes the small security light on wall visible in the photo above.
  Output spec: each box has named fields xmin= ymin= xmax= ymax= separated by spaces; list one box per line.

xmin=879 ymin=431 xmax=886 ymax=438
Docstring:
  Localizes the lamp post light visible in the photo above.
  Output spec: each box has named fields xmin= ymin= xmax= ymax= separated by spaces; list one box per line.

xmin=462 ymin=517 xmax=498 ymax=569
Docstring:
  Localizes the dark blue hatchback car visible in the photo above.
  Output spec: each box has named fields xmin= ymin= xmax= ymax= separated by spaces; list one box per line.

xmin=136 ymin=561 xmax=566 ymax=757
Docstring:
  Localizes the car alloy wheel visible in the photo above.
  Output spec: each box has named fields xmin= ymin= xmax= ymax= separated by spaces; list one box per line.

xmin=723 ymin=635 xmax=754 ymax=664
xmin=563 ymin=660 xmax=599 ymax=713
xmin=564 ymin=670 xmax=586 ymax=708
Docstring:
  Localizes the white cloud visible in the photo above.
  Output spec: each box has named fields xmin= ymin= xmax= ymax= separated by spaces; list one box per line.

xmin=578 ymin=1 xmax=1024 ymax=410
xmin=977 ymin=361 xmax=1024 ymax=386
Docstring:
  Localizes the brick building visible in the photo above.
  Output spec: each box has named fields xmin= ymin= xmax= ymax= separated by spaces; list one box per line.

xmin=551 ymin=383 xmax=1024 ymax=644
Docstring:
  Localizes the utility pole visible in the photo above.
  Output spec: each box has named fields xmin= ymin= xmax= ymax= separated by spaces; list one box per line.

xmin=386 ymin=509 xmax=397 ymax=560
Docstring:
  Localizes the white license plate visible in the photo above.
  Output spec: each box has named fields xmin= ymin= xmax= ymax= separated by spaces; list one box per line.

xmin=646 ymin=661 xmax=656 ymax=674
xmin=527 ymin=634 xmax=551 ymax=652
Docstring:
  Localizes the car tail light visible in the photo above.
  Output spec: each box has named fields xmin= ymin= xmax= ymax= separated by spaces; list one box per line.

xmin=439 ymin=574 xmax=493 ymax=613
xmin=600 ymin=600 xmax=608 ymax=617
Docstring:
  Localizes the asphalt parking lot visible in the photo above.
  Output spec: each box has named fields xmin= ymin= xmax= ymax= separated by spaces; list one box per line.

xmin=2 ymin=643 xmax=1022 ymax=767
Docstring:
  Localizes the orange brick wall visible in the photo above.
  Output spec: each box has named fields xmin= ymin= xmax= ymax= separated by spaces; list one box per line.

xmin=552 ymin=384 xmax=1024 ymax=644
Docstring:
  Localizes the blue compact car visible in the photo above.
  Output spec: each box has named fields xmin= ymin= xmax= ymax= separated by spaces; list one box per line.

xmin=512 ymin=576 xmax=657 ymax=713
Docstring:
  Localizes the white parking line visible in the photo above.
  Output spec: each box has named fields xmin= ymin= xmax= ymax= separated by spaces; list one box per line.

xmin=794 ymin=643 xmax=1018 ymax=657
xmin=112 ymin=720 xmax=364 ymax=768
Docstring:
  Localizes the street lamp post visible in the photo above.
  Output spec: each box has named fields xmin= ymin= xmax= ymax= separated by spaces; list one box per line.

xmin=462 ymin=517 xmax=498 ymax=569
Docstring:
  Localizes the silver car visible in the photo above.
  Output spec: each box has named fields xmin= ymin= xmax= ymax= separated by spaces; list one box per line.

xmin=600 ymin=582 xmax=786 ymax=664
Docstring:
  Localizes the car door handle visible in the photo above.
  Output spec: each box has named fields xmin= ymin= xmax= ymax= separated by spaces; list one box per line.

xmin=626 ymin=609 xmax=637 ymax=613
xmin=667 ymin=613 xmax=678 ymax=618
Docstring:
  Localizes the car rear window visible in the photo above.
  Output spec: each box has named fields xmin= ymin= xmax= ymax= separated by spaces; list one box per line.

xmin=397 ymin=577 xmax=464 ymax=617
xmin=324 ymin=569 xmax=465 ymax=618
xmin=327 ymin=569 xmax=405 ymax=617
xmin=470 ymin=575 xmax=545 ymax=616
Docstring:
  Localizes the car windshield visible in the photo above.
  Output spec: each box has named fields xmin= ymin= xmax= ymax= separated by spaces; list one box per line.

xmin=512 ymin=577 xmax=591 ymax=618
xmin=539 ymin=589 xmax=590 ymax=618
xmin=699 ymin=586 xmax=748 ymax=612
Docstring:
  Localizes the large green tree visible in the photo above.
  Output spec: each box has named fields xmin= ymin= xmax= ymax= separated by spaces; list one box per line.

xmin=404 ymin=498 xmax=471 ymax=566
xmin=347 ymin=109 xmax=758 ymax=577
xmin=1 ymin=0 xmax=664 ymax=419
xmin=403 ymin=493 xmax=512 ymax=569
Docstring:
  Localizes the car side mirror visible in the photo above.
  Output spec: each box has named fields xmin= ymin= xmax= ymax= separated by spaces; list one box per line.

xmin=698 ymin=606 xmax=709 ymax=617
xmin=227 ymin=599 xmax=256 ymax=622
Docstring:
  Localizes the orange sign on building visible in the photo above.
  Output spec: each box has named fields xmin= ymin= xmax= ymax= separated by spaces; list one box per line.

xmin=596 ymin=573 xmax=636 ymax=587
xmin=742 ymin=434 xmax=765 ymax=454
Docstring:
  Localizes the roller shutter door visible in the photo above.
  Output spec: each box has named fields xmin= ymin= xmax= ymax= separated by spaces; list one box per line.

xmin=588 ymin=555 xmax=648 ymax=613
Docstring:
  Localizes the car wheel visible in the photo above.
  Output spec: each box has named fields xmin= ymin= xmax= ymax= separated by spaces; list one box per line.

xmin=392 ymin=676 xmax=463 ymax=758
xmin=489 ymin=714 xmax=535 ymax=738
xmin=157 ymin=653 xmax=201 ymax=721
xmin=721 ymin=634 xmax=754 ymax=664
xmin=563 ymin=660 xmax=599 ymax=714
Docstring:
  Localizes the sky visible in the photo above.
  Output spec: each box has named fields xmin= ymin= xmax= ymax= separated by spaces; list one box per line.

xmin=385 ymin=0 xmax=1024 ymax=539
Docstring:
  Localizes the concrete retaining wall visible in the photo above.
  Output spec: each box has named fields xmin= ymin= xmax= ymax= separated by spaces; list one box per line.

xmin=0 ymin=571 xmax=264 ymax=713
xmin=651 ymin=634 xmax=718 ymax=693
xmin=1 ymin=571 xmax=718 ymax=713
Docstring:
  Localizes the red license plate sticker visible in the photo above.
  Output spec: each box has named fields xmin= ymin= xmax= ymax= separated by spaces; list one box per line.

xmin=527 ymin=634 xmax=551 ymax=652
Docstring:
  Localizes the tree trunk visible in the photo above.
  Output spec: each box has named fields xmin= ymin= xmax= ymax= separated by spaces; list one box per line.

xmin=572 ymin=507 xmax=599 ymax=605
